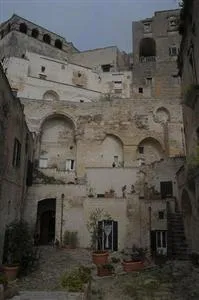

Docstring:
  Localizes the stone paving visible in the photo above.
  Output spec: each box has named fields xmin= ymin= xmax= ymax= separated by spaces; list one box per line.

xmin=15 ymin=246 xmax=92 ymax=291
xmin=9 ymin=247 xmax=199 ymax=300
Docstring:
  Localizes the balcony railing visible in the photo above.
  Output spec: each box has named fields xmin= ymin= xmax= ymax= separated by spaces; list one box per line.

xmin=139 ymin=56 xmax=156 ymax=63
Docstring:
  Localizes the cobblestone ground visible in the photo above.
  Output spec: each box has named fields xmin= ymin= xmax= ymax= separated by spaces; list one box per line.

xmin=90 ymin=261 xmax=199 ymax=300
xmin=16 ymin=246 xmax=92 ymax=291
xmin=14 ymin=248 xmax=199 ymax=300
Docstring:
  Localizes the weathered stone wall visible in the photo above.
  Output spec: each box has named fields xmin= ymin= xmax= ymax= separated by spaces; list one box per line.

xmin=177 ymin=0 xmax=199 ymax=254
xmin=0 ymin=64 xmax=33 ymax=262
xmin=132 ymin=9 xmax=181 ymax=99
xmin=70 ymin=46 xmax=130 ymax=71
xmin=2 ymin=52 xmax=132 ymax=101
xmin=0 ymin=14 xmax=78 ymax=60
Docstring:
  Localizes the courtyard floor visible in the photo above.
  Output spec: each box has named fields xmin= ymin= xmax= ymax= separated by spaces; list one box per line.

xmin=9 ymin=246 xmax=199 ymax=300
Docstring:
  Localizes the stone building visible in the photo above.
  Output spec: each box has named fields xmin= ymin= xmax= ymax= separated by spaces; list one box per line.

xmin=0 ymin=63 xmax=33 ymax=262
xmin=177 ymin=0 xmax=199 ymax=254
xmin=0 ymin=9 xmax=186 ymax=256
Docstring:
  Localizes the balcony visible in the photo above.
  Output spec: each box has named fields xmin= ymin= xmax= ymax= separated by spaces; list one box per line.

xmin=139 ymin=56 xmax=156 ymax=63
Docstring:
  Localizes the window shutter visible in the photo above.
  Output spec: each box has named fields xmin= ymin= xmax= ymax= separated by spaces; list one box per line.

xmin=97 ymin=221 xmax=103 ymax=250
xmin=113 ymin=221 xmax=118 ymax=251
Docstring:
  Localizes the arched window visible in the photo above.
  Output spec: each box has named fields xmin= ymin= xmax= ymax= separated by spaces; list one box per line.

xmin=0 ymin=30 xmax=4 ymax=39
xmin=7 ymin=23 xmax=11 ymax=33
xmin=139 ymin=38 xmax=156 ymax=61
xmin=19 ymin=23 xmax=28 ymax=34
xmin=43 ymin=34 xmax=51 ymax=44
xmin=43 ymin=90 xmax=59 ymax=101
xmin=32 ymin=28 xmax=39 ymax=39
xmin=55 ymin=39 xmax=62 ymax=49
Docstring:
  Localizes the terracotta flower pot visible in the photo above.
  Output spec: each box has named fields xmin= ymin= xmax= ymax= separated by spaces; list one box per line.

xmin=97 ymin=267 xmax=113 ymax=277
xmin=3 ymin=265 xmax=19 ymax=281
xmin=92 ymin=251 xmax=109 ymax=265
xmin=122 ymin=261 xmax=144 ymax=272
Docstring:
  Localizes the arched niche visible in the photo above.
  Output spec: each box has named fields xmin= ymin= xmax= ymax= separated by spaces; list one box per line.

xmin=39 ymin=114 xmax=76 ymax=171
xmin=19 ymin=23 xmax=28 ymax=34
xmin=139 ymin=38 xmax=156 ymax=58
xmin=55 ymin=39 xmax=63 ymax=49
xmin=43 ymin=34 xmax=51 ymax=44
xmin=137 ymin=137 xmax=164 ymax=164
xmin=43 ymin=90 xmax=59 ymax=101
xmin=101 ymin=134 xmax=124 ymax=167
xmin=155 ymin=107 xmax=170 ymax=124
xmin=32 ymin=28 xmax=39 ymax=39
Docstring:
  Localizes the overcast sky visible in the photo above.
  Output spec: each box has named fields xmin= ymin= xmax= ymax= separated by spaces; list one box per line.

xmin=0 ymin=0 xmax=179 ymax=53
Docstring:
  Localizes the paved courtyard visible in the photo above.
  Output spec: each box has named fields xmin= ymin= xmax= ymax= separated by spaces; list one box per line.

xmin=8 ymin=247 xmax=199 ymax=300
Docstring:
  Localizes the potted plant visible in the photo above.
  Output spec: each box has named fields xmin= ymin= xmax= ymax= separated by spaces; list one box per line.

xmin=87 ymin=209 xmax=111 ymax=265
xmin=122 ymin=245 xmax=146 ymax=273
xmin=3 ymin=220 xmax=37 ymax=281
xmin=97 ymin=264 xmax=114 ymax=277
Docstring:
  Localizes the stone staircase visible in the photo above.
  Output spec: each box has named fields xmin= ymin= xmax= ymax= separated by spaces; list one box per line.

xmin=167 ymin=212 xmax=190 ymax=260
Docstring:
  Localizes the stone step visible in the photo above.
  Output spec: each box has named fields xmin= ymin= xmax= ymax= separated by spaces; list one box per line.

xmin=11 ymin=291 xmax=83 ymax=300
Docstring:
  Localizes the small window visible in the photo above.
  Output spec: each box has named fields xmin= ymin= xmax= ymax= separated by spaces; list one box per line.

xmin=55 ymin=39 xmax=62 ymax=49
xmin=101 ymin=64 xmax=111 ymax=72
xmin=43 ymin=34 xmax=51 ymax=44
xmin=114 ymin=81 xmax=122 ymax=89
xmin=158 ymin=211 xmax=165 ymax=220
xmin=78 ymin=72 xmax=82 ymax=77
xmin=12 ymin=138 xmax=21 ymax=167
xmin=144 ymin=22 xmax=151 ymax=33
xmin=146 ymin=77 xmax=152 ymax=86
xmin=39 ymin=157 xmax=48 ymax=168
xmin=138 ymin=146 xmax=144 ymax=154
xmin=160 ymin=181 xmax=173 ymax=199
xmin=139 ymin=87 xmax=143 ymax=94
xmin=19 ymin=23 xmax=27 ymax=34
xmin=41 ymin=66 xmax=45 ymax=72
xmin=66 ymin=159 xmax=75 ymax=171
xmin=80 ymin=99 xmax=84 ymax=103
xmin=114 ymin=156 xmax=119 ymax=166
xmin=169 ymin=46 xmax=178 ymax=57
xmin=32 ymin=28 xmax=39 ymax=39
xmin=168 ymin=17 xmax=177 ymax=29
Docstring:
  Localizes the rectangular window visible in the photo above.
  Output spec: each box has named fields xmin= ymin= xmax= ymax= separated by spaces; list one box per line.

xmin=114 ymin=81 xmax=122 ymax=89
xmin=158 ymin=211 xmax=165 ymax=220
xmin=12 ymin=138 xmax=21 ymax=167
xmin=146 ymin=77 xmax=152 ymax=86
xmin=169 ymin=47 xmax=178 ymax=56
xmin=139 ymin=87 xmax=143 ymax=94
xmin=138 ymin=146 xmax=144 ymax=154
xmin=160 ymin=181 xmax=173 ymax=199
xmin=101 ymin=64 xmax=111 ymax=72
xmin=66 ymin=159 xmax=75 ymax=171
xmin=39 ymin=157 xmax=48 ymax=168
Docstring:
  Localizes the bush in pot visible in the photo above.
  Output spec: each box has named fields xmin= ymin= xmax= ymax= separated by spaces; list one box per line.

xmin=122 ymin=245 xmax=147 ymax=272
xmin=97 ymin=263 xmax=115 ymax=277
xmin=87 ymin=209 xmax=112 ymax=265
xmin=3 ymin=220 xmax=37 ymax=280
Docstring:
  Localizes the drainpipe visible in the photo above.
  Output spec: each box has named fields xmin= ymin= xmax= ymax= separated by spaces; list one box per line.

xmin=60 ymin=193 xmax=65 ymax=245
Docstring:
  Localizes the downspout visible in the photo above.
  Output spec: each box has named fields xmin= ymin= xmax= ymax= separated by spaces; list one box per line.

xmin=60 ymin=193 xmax=65 ymax=245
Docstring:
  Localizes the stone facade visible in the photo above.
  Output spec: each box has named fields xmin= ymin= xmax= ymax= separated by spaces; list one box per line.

xmin=177 ymin=0 xmax=199 ymax=254
xmin=0 ymin=10 xmax=185 ymax=254
xmin=0 ymin=64 xmax=33 ymax=262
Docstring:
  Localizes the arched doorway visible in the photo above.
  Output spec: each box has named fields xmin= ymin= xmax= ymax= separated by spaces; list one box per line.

xmin=36 ymin=198 xmax=56 ymax=245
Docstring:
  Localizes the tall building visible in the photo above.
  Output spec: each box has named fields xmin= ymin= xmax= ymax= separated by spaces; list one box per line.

xmin=0 ymin=10 xmax=186 ymax=257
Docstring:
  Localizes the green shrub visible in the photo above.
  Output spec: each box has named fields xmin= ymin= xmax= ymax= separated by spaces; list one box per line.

xmin=3 ymin=220 xmax=38 ymax=274
xmin=63 ymin=231 xmax=78 ymax=248
xmin=61 ymin=265 xmax=91 ymax=292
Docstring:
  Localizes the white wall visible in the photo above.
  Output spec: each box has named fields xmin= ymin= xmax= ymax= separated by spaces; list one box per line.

xmin=86 ymin=167 xmax=138 ymax=197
